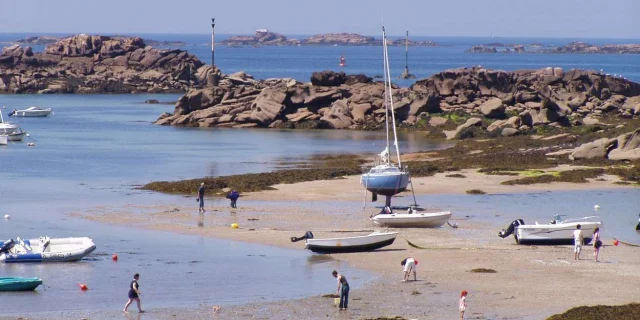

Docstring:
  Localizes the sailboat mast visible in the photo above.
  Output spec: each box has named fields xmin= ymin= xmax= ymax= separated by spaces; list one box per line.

xmin=405 ymin=31 xmax=408 ymax=71
xmin=383 ymin=28 xmax=403 ymax=168
xmin=382 ymin=26 xmax=390 ymax=162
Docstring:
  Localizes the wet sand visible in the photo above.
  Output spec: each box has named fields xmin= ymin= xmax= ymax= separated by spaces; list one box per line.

xmin=8 ymin=168 xmax=640 ymax=320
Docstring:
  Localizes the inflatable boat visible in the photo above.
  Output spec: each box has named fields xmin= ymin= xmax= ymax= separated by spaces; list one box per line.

xmin=0 ymin=237 xmax=96 ymax=263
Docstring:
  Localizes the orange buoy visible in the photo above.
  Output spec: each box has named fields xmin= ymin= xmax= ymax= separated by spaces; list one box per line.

xmin=112 ymin=254 xmax=118 ymax=261
xmin=79 ymin=284 xmax=88 ymax=291
xmin=613 ymin=239 xmax=620 ymax=246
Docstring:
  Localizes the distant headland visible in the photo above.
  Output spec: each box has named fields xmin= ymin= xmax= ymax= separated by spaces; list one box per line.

xmin=3 ymin=35 xmax=187 ymax=47
xmin=220 ymin=29 xmax=437 ymax=47
xmin=467 ymin=42 xmax=640 ymax=54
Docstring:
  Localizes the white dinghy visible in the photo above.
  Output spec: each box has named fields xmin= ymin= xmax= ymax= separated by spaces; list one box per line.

xmin=291 ymin=231 xmax=398 ymax=254
xmin=372 ymin=209 xmax=452 ymax=228
xmin=499 ymin=215 xmax=601 ymax=245
xmin=0 ymin=237 xmax=96 ymax=262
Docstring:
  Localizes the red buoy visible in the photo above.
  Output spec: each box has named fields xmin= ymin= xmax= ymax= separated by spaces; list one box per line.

xmin=79 ymin=284 xmax=88 ymax=291
xmin=613 ymin=239 xmax=620 ymax=246
xmin=112 ymin=254 xmax=118 ymax=261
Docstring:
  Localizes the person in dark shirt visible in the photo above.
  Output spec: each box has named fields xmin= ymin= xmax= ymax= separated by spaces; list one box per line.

xmin=197 ymin=183 xmax=205 ymax=212
xmin=123 ymin=273 xmax=144 ymax=313
xmin=227 ymin=190 xmax=239 ymax=208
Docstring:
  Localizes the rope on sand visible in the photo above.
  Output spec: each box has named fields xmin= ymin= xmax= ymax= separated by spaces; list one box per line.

xmin=404 ymin=237 xmax=511 ymax=251
xmin=602 ymin=226 xmax=640 ymax=247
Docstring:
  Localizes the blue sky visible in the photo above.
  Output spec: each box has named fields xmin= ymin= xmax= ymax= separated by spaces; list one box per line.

xmin=1 ymin=0 xmax=638 ymax=38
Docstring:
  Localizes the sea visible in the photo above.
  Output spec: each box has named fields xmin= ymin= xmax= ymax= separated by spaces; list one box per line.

xmin=1 ymin=33 xmax=639 ymax=315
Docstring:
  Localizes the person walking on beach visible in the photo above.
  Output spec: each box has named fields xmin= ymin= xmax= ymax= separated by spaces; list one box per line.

xmin=226 ymin=190 xmax=239 ymax=208
xmin=401 ymin=257 xmax=418 ymax=282
xmin=197 ymin=182 xmax=205 ymax=212
xmin=459 ymin=290 xmax=468 ymax=320
xmin=332 ymin=270 xmax=349 ymax=310
xmin=123 ymin=273 xmax=144 ymax=313
xmin=593 ymin=227 xmax=602 ymax=262
xmin=573 ymin=224 xmax=584 ymax=260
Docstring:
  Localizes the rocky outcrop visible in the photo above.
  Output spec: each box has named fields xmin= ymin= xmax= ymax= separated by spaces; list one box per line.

xmin=220 ymin=31 xmax=437 ymax=47
xmin=570 ymin=129 xmax=640 ymax=161
xmin=467 ymin=42 xmax=640 ymax=54
xmin=155 ymin=66 xmax=640 ymax=136
xmin=0 ymin=34 xmax=205 ymax=93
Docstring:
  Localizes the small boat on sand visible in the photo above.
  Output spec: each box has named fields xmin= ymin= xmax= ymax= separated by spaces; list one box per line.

xmin=0 ymin=237 xmax=96 ymax=263
xmin=292 ymin=231 xmax=398 ymax=253
xmin=9 ymin=107 xmax=52 ymax=117
xmin=0 ymin=277 xmax=43 ymax=291
xmin=372 ymin=209 xmax=452 ymax=228
xmin=498 ymin=215 xmax=601 ymax=245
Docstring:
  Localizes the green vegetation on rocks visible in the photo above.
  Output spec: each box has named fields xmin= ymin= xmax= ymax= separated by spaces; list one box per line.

xmin=546 ymin=303 xmax=640 ymax=320
xmin=500 ymin=169 xmax=605 ymax=185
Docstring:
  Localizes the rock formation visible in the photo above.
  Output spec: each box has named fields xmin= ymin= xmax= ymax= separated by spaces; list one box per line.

xmin=155 ymin=66 xmax=640 ymax=137
xmin=0 ymin=34 xmax=206 ymax=93
xmin=570 ymin=129 xmax=640 ymax=161
xmin=221 ymin=31 xmax=437 ymax=47
xmin=467 ymin=42 xmax=640 ymax=54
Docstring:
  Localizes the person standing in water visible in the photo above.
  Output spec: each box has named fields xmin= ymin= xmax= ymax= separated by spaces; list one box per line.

xmin=593 ymin=227 xmax=602 ymax=262
xmin=459 ymin=290 xmax=468 ymax=320
xmin=227 ymin=190 xmax=239 ymax=208
xmin=123 ymin=273 xmax=144 ymax=313
xmin=197 ymin=182 xmax=205 ymax=213
xmin=332 ymin=270 xmax=349 ymax=310
xmin=573 ymin=224 xmax=584 ymax=260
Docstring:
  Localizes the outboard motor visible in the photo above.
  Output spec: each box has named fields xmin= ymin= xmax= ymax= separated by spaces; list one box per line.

xmin=498 ymin=219 xmax=525 ymax=238
xmin=0 ymin=239 xmax=15 ymax=254
xmin=290 ymin=231 xmax=314 ymax=242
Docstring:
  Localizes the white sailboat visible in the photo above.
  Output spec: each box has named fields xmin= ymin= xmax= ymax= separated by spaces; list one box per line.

xmin=360 ymin=26 xmax=410 ymax=207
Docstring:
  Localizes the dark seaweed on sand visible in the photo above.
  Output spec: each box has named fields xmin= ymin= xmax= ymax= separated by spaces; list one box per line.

xmin=546 ymin=303 xmax=640 ymax=320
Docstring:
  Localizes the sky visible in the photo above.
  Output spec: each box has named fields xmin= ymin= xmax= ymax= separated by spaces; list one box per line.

xmin=1 ymin=0 xmax=639 ymax=38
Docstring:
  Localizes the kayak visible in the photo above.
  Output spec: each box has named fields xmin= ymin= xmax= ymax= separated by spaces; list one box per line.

xmin=0 ymin=277 xmax=43 ymax=291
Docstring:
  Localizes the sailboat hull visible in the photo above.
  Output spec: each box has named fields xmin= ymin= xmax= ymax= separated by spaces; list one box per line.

xmin=361 ymin=171 xmax=410 ymax=196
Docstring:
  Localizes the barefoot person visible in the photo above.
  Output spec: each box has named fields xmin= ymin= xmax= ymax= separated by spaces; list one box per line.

xmin=123 ymin=273 xmax=144 ymax=313
xmin=573 ymin=224 xmax=584 ymax=260
xmin=401 ymin=257 xmax=418 ymax=282
xmin=197 ymin=182 xmax=205 ymax=213
xmin=459 ymin=290 xmax=468 ymax=320
xmin=593 ymin=227 xmax=602 ymax=262
xmin=332 ymin=270 xmax=349 ymax=310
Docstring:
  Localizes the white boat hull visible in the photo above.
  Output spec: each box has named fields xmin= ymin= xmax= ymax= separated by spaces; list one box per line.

xmin=10 ymin=107 xmax=52 ymax=117
xmin=0 ymin=237 xmax=96 ymax=263
xmin=372 ymin=211 xmax=452 ymax=228
xmin=516 ymin=221 xmax=601 ymax=245
xmin=305 ymin=232 xmax=398 ymax=253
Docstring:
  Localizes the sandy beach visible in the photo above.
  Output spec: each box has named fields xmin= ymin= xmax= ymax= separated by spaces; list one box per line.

xmin=6 ymin=168 xmax=638 ymax=320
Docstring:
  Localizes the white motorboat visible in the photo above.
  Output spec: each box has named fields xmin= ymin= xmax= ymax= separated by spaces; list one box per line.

xmin=291 ymin=231 xmax=398 ymax=253
xmin=0 ymin=111 xmax=20 ymax=135
xmin=9 ymin=107 xmax=52 ymax=117
xmin=361 ymin=26 xmax=410 ymax=207
xmin=2 ymin=128 xmax=26 ymax=142
xmin=372 ymin=209 xmax=452 ymax=228
xmin=0 ymin=237 xmax=96 ymax=262
xmin=498 ymin=215 xmax=602 ymax=245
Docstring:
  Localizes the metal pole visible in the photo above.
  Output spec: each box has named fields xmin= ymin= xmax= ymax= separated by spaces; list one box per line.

xmin=405 ymin=31 xmax=408 ymax=71
xmin=211 ymin=18 xmax=215 ymax=67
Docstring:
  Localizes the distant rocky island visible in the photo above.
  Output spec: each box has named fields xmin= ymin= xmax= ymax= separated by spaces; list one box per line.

xmin=467 ymin=42 xmax=640 ymax=54
xmin=6 ymin=35 xmax=187 ymax=47
xmin=220 ymin=30 xmax=437 ymax=47
xmin=0 ymin=34 xmax=207 ymax=93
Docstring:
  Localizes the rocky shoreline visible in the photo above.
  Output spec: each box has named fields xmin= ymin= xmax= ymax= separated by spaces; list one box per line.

xmin=0 ymin=34 xmax=208 ymax=93
xmin=467 ymin=42 xmax=640 ymax=54
xmin=3 ymin=35 xmax=187 ymax=47
xmin=220 ymin=30 xmax=437 ymax=47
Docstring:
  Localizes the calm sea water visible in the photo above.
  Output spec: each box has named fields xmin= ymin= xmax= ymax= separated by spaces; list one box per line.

xmin=1 ymin=33 xmax=639 ymax=314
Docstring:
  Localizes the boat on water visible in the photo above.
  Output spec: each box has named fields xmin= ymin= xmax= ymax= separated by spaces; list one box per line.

xmin=9 ymin=107 xmax=52 ymax=117
xmin=372 ymin=209 xmax=452 ymax=228
xmin=0 ymin=237 xmax=96 ymax=263
xmin=291 ymin=231 xmax=398 ymax=254
xmin=498 ymin=215 xmax=602 ymax=245
xmin=0 ymin=111 xmax=22 ymax=135
xmin=360 ymin=26 xmax=410 ymax=207
xmin=0 ymin=277 xmax=43 ymax=291
xmin=339 ymin=54 xmax=346 ymax=67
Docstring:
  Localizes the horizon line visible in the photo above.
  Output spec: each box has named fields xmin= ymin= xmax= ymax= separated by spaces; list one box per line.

xmin=1 ymin=31 xmax=639 ymax=41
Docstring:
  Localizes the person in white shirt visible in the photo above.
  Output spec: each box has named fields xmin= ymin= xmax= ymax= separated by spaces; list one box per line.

xmin=401 ymin=257 xmax=418 ymax=282
xmin=573 ymin=224 xmax=584 ymax=260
